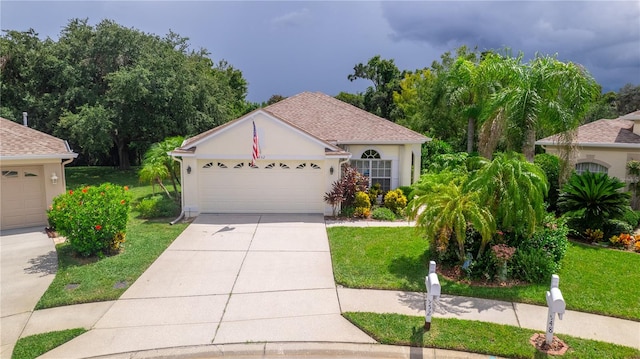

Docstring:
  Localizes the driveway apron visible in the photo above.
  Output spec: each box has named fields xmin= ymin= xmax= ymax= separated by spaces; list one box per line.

xmin=41 ymin=214 xmax=373 ymax=358
xmin=0 ymin=227 xmax=57 ymax=358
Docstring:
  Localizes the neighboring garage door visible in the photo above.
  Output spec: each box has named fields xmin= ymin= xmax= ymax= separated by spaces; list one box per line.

xmin=198 ymin=160 xmax=325 ymax=213
xmin=1 ymin=166 xmax=47 ymax=229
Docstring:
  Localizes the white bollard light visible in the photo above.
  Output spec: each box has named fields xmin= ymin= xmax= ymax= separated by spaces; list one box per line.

xmin=545 ymin=274 xmax=566 ymax=345
xmin=424 ymin=260 xmax=441 ymax=330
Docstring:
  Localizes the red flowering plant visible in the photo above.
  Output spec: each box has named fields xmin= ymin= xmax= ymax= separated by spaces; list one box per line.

xmin=48 ymin=183 xmax=131 ymax=257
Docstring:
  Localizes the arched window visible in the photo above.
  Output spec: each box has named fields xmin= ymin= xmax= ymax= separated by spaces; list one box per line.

xmin=575 ymin=162 xmax=608 ymax=175
xmin=350 ymin=149 xmax=392 ymax=191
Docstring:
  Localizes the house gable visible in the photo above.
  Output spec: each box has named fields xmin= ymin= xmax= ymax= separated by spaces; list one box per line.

xmin=177 ymin=110 xmax=348 ymax=160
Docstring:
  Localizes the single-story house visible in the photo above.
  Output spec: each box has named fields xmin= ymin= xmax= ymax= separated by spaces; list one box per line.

xmin=0 ymin=116 xmax=77 ymax=230
xmin=535 ymin=110 xmax=640 ymax=184
xmin=171 ymin=91 xmax=429 ymax=216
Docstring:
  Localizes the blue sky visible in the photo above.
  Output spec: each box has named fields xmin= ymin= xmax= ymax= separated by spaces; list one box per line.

xmin=2 ymin=1 xmax=639 ymax=103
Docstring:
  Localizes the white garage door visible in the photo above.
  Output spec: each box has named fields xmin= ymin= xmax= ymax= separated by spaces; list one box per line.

xmin=1 ymin=166 xmax=47 ymax=230
xmin=198 ymin=160 xmax=325 ymax=213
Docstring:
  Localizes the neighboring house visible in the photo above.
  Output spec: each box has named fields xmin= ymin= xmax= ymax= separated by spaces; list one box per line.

xmin=535 ymin=110 xmax=640 ymax=184
xmin=0 ymin=117 xmax=77 ymax=230
xmin=171 ymin=91 xmax=429 ymax=215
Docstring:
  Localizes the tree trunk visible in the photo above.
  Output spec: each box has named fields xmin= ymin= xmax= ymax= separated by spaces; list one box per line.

xmin=156 ymin=178 xmax=173 ymax=199
xmin=466 ymin=117 xmax=475 ymax=154
xmin=523 ymin=128 xmax=536 ymax=162
xmin=116 ymin=138 xmax=131 ymax=170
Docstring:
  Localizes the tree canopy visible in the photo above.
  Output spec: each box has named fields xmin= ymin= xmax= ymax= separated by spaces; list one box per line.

xmin=0 ymin=19 xmax=250 ymax=168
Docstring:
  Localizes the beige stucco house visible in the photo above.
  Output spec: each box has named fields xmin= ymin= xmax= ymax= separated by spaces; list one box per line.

xmin=0 ymin=117 xmax=77 ymax=230
xmin=535 ymin=110 xmax=640 ymax=184
xmin=171 ymin=92 xmax=429 ymax=216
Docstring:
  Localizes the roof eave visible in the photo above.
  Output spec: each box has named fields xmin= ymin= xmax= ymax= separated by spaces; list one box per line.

xmin=536 ymin=141 xmax=640 ymax=149
xmin=337 ymin=139 xmax=429 ymax=145
xmin=0 ymin=153 xmax=79 ymax=161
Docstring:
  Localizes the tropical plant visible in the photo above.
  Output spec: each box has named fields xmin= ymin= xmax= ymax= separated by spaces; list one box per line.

xmin=558 ymin=171 xmax=631 ymax=231
xmin=409 ymin=181 xmax=495 ymax=262
xmin=324 ymin=185 xmax=344 ymax=217
xmin=138 ymin=136 xmax=184 ymax=199
xmin=339 ymin=165 xmax=369 ymax=207
xmin=353 ymin=191 xmax=372 ymax=218
xmin=371 ymin=207 xmax=396 ymax=221
xmin=383 ymin=189 xmax=407 ymax=215
xmin=534 ymin=153 xmax=561 ymax=211
xmin=466 ymin=152 xmax=549 ymax=237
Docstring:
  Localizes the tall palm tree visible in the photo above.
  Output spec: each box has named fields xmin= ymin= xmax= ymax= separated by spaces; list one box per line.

xmin=466 ymin=152 xmax=549 ymax=238
xmin=409 ymin=179 xmax=495 ymax=263
xmin=489 ymin=54 xmax=599 ymax=163
xmin=141 ymin=136 xmax=184 ymax=195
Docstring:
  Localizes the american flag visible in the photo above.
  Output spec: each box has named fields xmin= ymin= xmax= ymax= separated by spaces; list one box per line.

xmin=251 ymin=121 xmax=260 ymax=166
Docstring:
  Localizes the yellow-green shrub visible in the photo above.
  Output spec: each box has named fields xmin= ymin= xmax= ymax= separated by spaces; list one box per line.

xmin=384 ymin=189 xmax=407 ymax=214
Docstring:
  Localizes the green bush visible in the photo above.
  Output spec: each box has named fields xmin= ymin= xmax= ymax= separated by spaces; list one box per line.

xmin=603 ymin=219 xmax=633 ymax=238
xmin=524 ymin=214 xmax=569 ymax=264
xmin=511 ymin=247 xmax=556 ymax=283
xmin=48 ymin=183 xmax=131 ymax=257
xmin=384 ymin=189 xmax=407 ymax=215
xmin=534 ymin=153 xmax=561 ymax=211
xmin=340 ymin=206 xmax=355 ymax=218
xmin=371 ymin=207 xmax=396 ymax=221
xmin=137 ymin=195 xmax=179 ymax=219
xmin=621 ymin=207 xmax=640 ymax=228
xmin=397 ymin=186 xmax=413 ymax=200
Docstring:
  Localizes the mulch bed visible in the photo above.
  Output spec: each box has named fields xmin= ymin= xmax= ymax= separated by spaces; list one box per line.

xmin=437 ymin=265 xmax=528 ymax=288
xmin=530 ymin=333 xmax=569 ymax=355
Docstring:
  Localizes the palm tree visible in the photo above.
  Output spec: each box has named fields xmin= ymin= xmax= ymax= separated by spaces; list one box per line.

xmin=488 ymin=54 xmax=599 ymax=163
xmin=466 ymin=152 xmax=549 ymax=238
xmin=138 ymin=136 xmax=184 ymax=199
xmin=409 ymin=179 xmax=495 ymax=263
xmin=558 ymin=171 xmax=631 ymax=230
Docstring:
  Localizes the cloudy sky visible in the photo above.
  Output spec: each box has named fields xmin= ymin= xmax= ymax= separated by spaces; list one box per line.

xmin=2 ymin=1 xmax=639 ymax=103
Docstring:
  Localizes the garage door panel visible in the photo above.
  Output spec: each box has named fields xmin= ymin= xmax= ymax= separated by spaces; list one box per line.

xmin=198 ymin=161 xmax=324 ymax=213
xmin=1 ymin=166 xmax=47 ymax=229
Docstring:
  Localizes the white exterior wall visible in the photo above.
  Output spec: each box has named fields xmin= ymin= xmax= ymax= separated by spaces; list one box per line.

xmin=346 ymin=144 xmax=421 ymax=188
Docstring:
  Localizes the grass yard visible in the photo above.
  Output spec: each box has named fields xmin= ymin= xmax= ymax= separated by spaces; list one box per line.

xmin=328 ymin=227 xmax=640 ymax=321
xmin=344 ymin=312 xmax=640 ymax=359
xmin=11 ymin=328 xmax=86 ymax=359
xmin=36 ymin=167 xmax=187 ymax=309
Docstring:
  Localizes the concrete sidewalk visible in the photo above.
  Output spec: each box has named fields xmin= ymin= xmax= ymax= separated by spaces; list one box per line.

xmin=338 ymin=288 xmax=640 ymax=350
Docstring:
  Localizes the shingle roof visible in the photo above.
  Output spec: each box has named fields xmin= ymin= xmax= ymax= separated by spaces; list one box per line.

xmin=0 ymin=117 xmax=77 ymax=158
xmin=262 ymin=92 xmax=428 ymax=144
xmin=536 ymin=112 xmax=640 ymax=147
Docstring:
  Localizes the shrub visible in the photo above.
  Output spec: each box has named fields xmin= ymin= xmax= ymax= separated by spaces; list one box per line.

xmin=48 ymin=183 xmax=131 ymax=257
xmin=353 ymin=191 xmax=371 ymax=218
xmin=384 ymin=189 xmax=407 ymax=215
xmin=534 ymin=153 xmax=561 ymax=211
xmin=397 ymin=186 xmax=413 ymax=200
xmin=525 ymin=215 xmax=569 ymax=263
xmin=603 ymin=219 xmax=633 ymax=239
xmin=353 ymin=207 xmax=371 ymax=218
xmin=368 ymin=183 xmax=382 ymax=205
xmin=324 ymin=165 xmax=368 ymax=210
xmin=584 ymin=228 xmax=604 ymax=243
xmin=609 ymin=233 xmax=634 ymax=249
xmin=371 ymin=207 xmax=396 ymax=221
xmin=621 ymin=207 xmax=640 ymax=228
xmin=136 ymin=195 xmax=179 ymax=219
xmin=558 ymin=171 xmax=631 ymax=230
xmin=340 ymin=205 xmax=355 ymax=218
xmin=511 ymin=247 xmax=556 ymax=283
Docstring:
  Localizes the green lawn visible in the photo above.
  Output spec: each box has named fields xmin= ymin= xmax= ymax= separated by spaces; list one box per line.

xmin=328 ymin=226 xmax=640 ymax=320
xmin=11 ymin=328 xmax=86 ymax=359
xmin=36 ymin=167 xmax=187 ymax=309
xmin=345 ymin=312 xmax=640 ymax=359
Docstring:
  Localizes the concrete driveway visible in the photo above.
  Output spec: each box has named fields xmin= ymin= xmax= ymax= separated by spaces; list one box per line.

xmin=41 ymin=214 xmax=374 ymax=358
xmin=0 ymin=227 xmax=57 ymax=357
